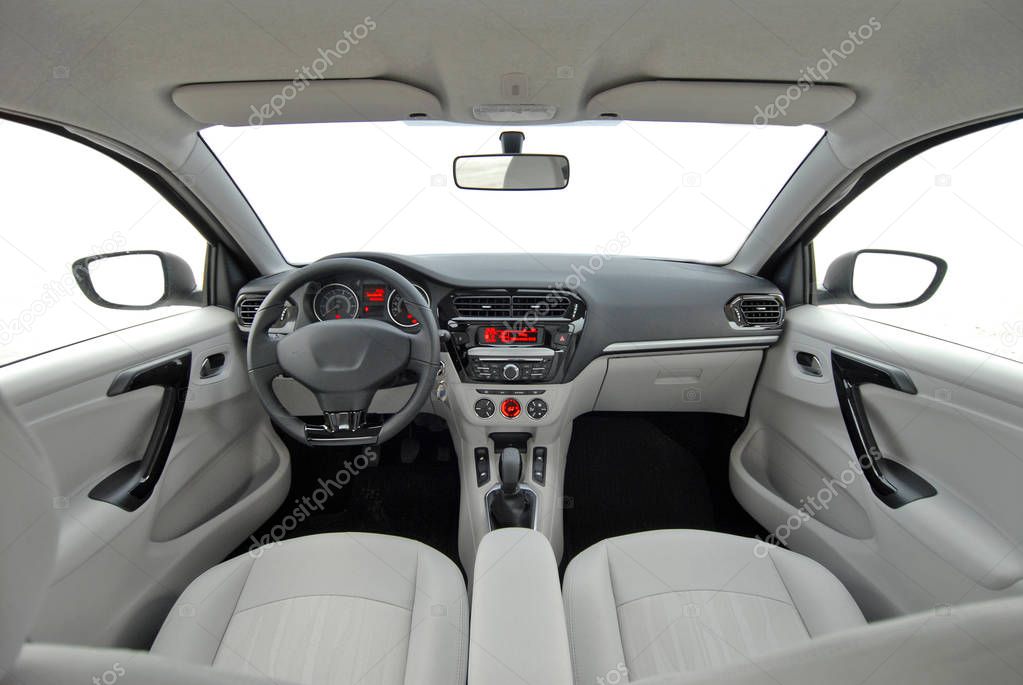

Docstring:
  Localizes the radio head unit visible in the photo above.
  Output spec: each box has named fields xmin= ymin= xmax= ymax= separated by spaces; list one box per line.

xmin=438 ymin=289 xmax=586 ymax=384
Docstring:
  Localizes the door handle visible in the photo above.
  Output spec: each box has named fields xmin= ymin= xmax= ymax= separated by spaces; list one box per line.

xmin=199 ymin=352 xmax=226 ymax=379
xmin=89 ymin=351 xmax=192 ymax=511
xmin=831 ymin=349 xmax=936 ymax=508
xmin=795 ymin=351 xmax=823 ymax=376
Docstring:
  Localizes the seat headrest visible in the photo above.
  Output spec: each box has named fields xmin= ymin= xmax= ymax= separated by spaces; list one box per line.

xmin=0 ymin=389 xmax=58 ymax=677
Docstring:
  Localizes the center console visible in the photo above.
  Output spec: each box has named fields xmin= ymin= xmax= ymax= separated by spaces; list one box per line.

xmin=434 ymin=289 xmax=596 ymax=574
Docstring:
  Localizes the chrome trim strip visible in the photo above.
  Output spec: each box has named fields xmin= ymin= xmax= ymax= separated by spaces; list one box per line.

xmin=468 ymin=347 xmax=556 ymax=358
xmin=602 ymin=335 xmax=779 ymax=353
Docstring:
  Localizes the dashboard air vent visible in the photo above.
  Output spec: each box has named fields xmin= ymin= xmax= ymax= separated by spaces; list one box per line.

xmin=726 ymin=295 xmax=785 ymax=329
xmin=511 ymin=293 xmax=573 ymax=318
xmin=452 ymin=293 xmax=513 ymax=318
xmin=236 ymin=295 xmax=266 ymax=328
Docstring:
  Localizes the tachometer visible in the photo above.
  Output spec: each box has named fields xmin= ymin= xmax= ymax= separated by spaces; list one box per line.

xmin=313 ymin=283 xmax=360 ymax=321
xmin=387 ymin=284 xmax=430 ymax=328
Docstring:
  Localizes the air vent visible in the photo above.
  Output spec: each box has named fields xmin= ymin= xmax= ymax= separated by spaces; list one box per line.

xmin=235 ymin=294 xmax=266 ymax=328
xmin=452 ymin=294 xmax=513 ymax=318
xmin=726 ymin=295 xmax=785 ymax=329
xmin=451 ymin=290 xmax=578 ymax=319
xmin=511 ymin=293 xmax=573 ymax=318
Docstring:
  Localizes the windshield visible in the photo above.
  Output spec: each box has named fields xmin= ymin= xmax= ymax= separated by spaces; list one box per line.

xmin=203 ymin=121 xmax=822 ymax=265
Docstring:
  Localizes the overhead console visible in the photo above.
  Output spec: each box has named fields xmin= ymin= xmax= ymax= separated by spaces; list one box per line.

xmin=437 ymin=288 xmax=586 ymax=385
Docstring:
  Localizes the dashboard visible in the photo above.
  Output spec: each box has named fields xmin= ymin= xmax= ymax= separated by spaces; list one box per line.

xmin=236 ymin=252 xmax=786 ymax=385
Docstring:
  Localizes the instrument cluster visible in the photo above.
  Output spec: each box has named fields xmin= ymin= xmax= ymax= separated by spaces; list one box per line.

xmin=308 ymin=279 xmax=431 ymax=329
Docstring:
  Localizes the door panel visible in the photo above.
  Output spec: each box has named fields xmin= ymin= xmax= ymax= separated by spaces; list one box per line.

xmin=732 ymin=305 xmax=1023 ymax=619
xmin=0 ymin=307 xmax=290 ymax=648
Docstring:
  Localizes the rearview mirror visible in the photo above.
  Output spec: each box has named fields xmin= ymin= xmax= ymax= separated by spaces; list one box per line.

xmin=453 ymin=154 xmax=569 ymax=191
xmin=72 ymin=250 xmax=200 ymax=310
xmin=819 ymin=249 xmax=947 ymax=309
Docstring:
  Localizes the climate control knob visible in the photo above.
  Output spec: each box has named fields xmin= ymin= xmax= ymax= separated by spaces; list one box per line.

xmin=474 ymin=398 xmax=495 ymax=418
xmin=527 ymin=398 xmax=549 ymax=420
xmin=501 ymin=363 xmax=521 ymax=381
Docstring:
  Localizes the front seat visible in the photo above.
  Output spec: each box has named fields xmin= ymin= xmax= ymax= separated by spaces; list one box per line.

xmin=152 ymin=532 xmax=468 ymax=684
xmin=0 ymin=389 xmax=468 ymax=685
xmin=562 ymin=529 xmax=865 ymax=684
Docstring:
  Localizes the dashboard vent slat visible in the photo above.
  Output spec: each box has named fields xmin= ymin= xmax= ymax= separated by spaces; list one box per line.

xmin=726 ymin=295 xmax=785 ymax=329
xmin=236 ymin=295 xmax=266 ymax=328
xmin=510 ymin=293 xmax=573 ymax=318
xmin=452 ymin=294 xmax=513 ymax=318
xmin=452 ymin=290 xmax=577 ymax=319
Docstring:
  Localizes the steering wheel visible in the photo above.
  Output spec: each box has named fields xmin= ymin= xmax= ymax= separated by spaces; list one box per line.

xmin=246 ymin=258 xmax=441 ymax=446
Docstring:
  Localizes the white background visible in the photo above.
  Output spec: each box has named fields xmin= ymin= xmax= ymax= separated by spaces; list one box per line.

xmin=203 ymin=121 xmax=822 ymax=264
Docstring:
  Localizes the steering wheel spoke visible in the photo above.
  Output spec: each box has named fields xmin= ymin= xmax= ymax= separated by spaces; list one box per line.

xmin=304 ymin=412 xmax=381 ymax=446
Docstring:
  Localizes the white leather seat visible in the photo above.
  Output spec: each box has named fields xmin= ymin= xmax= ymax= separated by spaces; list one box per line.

xmin=562 ymin=530 xmax=865 ymax=685
xmin=152 ymin=532 xmax=469 ymax=685
xmin=0 ymin=388 xmax=467 ymax=685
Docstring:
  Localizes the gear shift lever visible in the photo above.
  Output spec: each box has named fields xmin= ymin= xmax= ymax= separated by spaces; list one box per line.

xmin=490 ymin=446 xmax=533 ymax=528
xmin=499 ymin=446 xmax=522 ymax=494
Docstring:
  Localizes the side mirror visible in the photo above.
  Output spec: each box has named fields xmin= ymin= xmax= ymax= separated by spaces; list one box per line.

xmin=819 ymin=249 xmax=947 ymax=309
xmin=72 ymin=250 xmax=200 ymax=310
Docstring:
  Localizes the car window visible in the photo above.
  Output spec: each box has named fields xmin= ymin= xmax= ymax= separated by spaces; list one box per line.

xmin=813 ymin=118 xmax=1023 ymax=362
xmin=0 ymin=119 xmax=208 ymax=366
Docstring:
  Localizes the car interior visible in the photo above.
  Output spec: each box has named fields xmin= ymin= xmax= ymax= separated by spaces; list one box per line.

xmin=2 ymin=2 xmax=1023 ymax=684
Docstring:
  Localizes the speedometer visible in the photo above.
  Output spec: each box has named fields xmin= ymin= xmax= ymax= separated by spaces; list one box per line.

xmin=313 ymin=283 xmax=360 ymax=321
xmin=387 ymin=285 xmax=430 ymax=328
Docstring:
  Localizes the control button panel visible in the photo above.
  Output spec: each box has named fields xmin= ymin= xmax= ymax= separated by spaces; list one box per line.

xmin=474 ymin=447 xmax=490 ymax=486
xmin=469 ymin=358 xmax=554 ymax=382
xmin=526 ymin=398 xmax=548 ymax=420
xmin=532 ymin=446 xmax=547 ymax=485
xmin=474 ymin=398 xmax=495 ymax=418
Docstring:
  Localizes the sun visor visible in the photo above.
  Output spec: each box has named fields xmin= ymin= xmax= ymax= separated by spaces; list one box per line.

xmin=586 ymin=80 xmax=856 ymax=125
xmin=172 ymin=79 xmax=443 ymax=126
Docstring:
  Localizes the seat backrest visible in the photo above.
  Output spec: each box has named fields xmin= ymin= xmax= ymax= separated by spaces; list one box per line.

xmin=0 ymin=389 xmax=59 ymax=678
xmin=630 ymin=596 xmax=1023 ymax=685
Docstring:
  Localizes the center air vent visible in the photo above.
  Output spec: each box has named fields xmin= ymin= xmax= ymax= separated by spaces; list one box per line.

xmin=235 ymin=294 xmax=266 ymax=328
xmin=452 ymin=293 xmax=513 ymax=318
xmin=452 ymin=290 xmax=578 ymax=320
xmin=725 ymin=294 xmax=785 ymax=329
xmin=511 ymin=292 xmax=573 ymax=318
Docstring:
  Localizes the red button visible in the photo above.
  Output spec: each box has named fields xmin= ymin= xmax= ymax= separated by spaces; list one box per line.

xmin=500 ymin=398 xmax=521 ymax=418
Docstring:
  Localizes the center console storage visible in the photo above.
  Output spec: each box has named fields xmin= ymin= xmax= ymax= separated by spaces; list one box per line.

xmin=468 ymin=529 xmax=573 ymax=685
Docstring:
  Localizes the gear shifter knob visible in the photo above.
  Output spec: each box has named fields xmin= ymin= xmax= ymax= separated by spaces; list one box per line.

xmin=499 ymin=446 xmax=522 ymax=494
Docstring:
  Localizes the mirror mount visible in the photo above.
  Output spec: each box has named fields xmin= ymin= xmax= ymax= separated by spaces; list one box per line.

xmin=500 ymin=130 xmax=525 ymax=154
xmin=73 ymin=250 xmax=201 ymax=310
xmin=819 ymin=249 xmax=947 ymax=309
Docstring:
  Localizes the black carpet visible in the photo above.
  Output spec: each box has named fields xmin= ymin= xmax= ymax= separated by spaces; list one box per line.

xmin=231 ymin=417 xmax=461 ymax=570
xmin=562 ymin=413 xmax=766 ymax=568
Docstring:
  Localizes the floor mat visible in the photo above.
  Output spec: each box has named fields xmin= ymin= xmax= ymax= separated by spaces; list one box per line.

xmin=562 ymin=413 xmax=766 ymax=568
xmin=231 ymin=418 xmax=461 ymax=570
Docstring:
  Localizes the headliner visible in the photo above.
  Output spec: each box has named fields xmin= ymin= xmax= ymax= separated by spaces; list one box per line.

xmin=2 ymin=0 xmax=1022 ymax=171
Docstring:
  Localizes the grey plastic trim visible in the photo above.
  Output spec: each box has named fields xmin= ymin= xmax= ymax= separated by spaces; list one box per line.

xmin=602 ymin=335 xmax=779 ymax=353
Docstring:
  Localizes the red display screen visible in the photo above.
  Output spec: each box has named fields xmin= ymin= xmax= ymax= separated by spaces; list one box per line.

xmin=481 ymin=326 xmax=539 ymax=345
xmin=363 ymin=286 xmax=386 ymax=303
